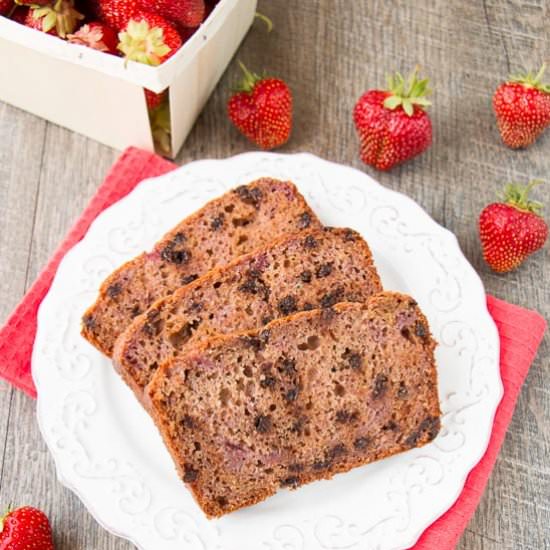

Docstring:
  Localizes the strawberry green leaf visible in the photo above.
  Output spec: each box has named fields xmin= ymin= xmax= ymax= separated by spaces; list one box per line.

xmin=383 ymin=95 xmax=402 ymax=110
xmin=501 ymin=180 xmax=545 ymax=214
xmin=509 ymin=63 xmax=550 ymax=93
xmin=384 ymin=67 xmax=432 ymax=116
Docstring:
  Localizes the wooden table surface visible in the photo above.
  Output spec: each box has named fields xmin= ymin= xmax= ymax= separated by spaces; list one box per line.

xmin=1 ymin=1 xmax=548 ymax=548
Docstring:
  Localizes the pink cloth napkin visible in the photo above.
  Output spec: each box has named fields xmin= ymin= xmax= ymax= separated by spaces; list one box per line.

xmin=0 ymin=147 xmax=546 ymax=549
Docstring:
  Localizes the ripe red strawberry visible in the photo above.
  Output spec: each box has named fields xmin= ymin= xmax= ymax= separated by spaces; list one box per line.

xmin=479 ymin=181 xmax=548 ymax=272
xmin=145 ymin=88 xmax=167 ymax=110
xmin=25 ymin=0 xmax=84 ymax=37
xmin=0 ymin=0 xmax=13 ymax=16
xmin=10 ymin=5 xmax=28 ymax=22
xmin=353 ymin=69 xmax=432 ymax=171
xmin=493 ymin=64 xmax=550 ymax=149
xmin=118 ymin=11 xmax=182 ymax=65
xmin=227 ymin=62 xmax=292 ymax=150
xmin=0 ymin=506 xmax=54 ymax=549
xmin=137 ymin=0 xmax=205 ymax=28
xmin=67 ymin=21 xmax=118 ymax=53
xmin=97 ymin=0 xmax=138 ymax=30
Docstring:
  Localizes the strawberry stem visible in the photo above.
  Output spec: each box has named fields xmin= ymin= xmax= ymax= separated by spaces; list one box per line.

xmin=254 ymin=12 xmax=273 ymax=32
xmin=383 ymin=67 xmax=432 ymax=116
xmin=235 ymin=60 xmax=263 ymax=93
xmin=509 ymin=63 xmax=550 ymax=93
xmin=501 ymin=180 xmax=545 ymax=214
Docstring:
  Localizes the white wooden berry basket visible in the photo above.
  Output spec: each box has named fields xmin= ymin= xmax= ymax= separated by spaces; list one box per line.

xmin=0 ymin=0 xmax=257 ymax=156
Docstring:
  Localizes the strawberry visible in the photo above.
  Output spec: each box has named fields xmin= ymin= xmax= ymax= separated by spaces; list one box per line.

xmin=150 ymin=101 xmax=172 ymax=156
xmin=97 ymin=0 xmax=138 ymax=30
xmin=25 ymin=0 xmax=84 ymax=37
xmin=67 ymin=21 xmax=118 ymax=53
xmin=479 ymin=181 xmax=548 ymax=273
xmin=136 ymin=0 xmax=205 ymax=28
xmin=145 ymin=88 xmax=167 ymax=110
xmin=0 ymin=506 xmax=54 ymax=549
xmin=227 ymin=61 xmax=292 ymax=150
xmin=10 ymin=5 xmax=28 ymax=23
xmin=493 ymin=64 xmax=550 ymax=149
xmin=118 ymin=11 xmax=182 ymax=65
xmin=0 ymin=0 xmax=13 ymax=16
xmin=353 ymin=69 xmax=432 ymax=171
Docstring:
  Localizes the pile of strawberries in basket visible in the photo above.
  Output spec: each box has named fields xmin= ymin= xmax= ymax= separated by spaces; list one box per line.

xmin=0 ymin=0 xmax=217 ymax=105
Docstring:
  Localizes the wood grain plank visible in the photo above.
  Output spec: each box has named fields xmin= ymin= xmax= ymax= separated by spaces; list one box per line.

xmin=0 ymin=102 xmax=47 ymax=501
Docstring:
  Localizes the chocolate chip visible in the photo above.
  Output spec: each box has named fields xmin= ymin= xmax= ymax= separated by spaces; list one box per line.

xmin=397 ymin=382 xmax=408 ymax=398
xmin=234 ymin=185 xmax=263 ymax=208
xmin=147 ymin=309 xmax=160 ymax=321
xmin=328 ymin=443 xmax=346 ymax=459
xmin=211 ymin=214 xmax=224 ymax=230
xmin=320 ymin=287 xmax=344 ymax=308
xmin=288 ymin=463 xmax=304 ymax=472
xmin=415 ymin=321 xmax=427 ymax=338
xmin=279 ymin=357 xmax=297 ymax=375
xmin=240 ymin=335 xmax=263 ymax=351
xmin=106 ymin=283 xmax=122 ymax=298
xmin=336 ymin=410 xmax=351 ymax=423
xmin=300 ymin=270 xmax=312 ymax=283
xmin=216 ymin=496 xmax=228 ymax=507
xmin=303 ymin=235 xmax=318 ymax=249
xmin=173 ymin=232 xmax=186 ymax=244
xmin=409 ymin=299 xmax=418 ymax=306
xmin=255 ymin=415 xmax=272 ymax=433
xmin=382 ymin=420 xmax=399 ymax=431
xmin=130 ymin=305 xmax=141 ymax=318
xmin=278 ymin=295 xmax=297 ymax=315
xmin=182 ymin=415 xmax=196 ymax=429
xmin=182 ymin=274 xmax=198 ymax=285
xmin=372 ymin=374 xmax=388 ymax=399
xmin=259 ymin=329 xmax=271 ymax=344
xmin=405 ymin=432 xmax=419 ymax=448
xmin=260 ymin=376 xmax=276 ymax=389
xmin=280 ymin=476 xmax=299 ymax=488
xmin=183 ymin=464 xmax=198 ymax=482
xmin=316 ymin=263 xmax=333 ymax=278
xmin=298 ymin=212 xmax=312 ymax=229
xmin=285 ymin=387 xmax=299 ymax=401
xmin=83 ymin=314 xmax=95 ymax=330
xmin=238 ymin=275 xmax=270 ymax=300
xmin=419 ymin=416 xmax=440 ymax=440
xmin=342 ymin=349 xmax=363 ymax=370
xmin=354 ymin=436 xmax=370 ymax=450
xmin=312 ymin=460 xmax=330 ymax=471
xmin=161 ymin=244 xmax=191 ymax=265
xmin=344 ymin=229 xmax=356 ymax=242
xmin=303 ymin=302 xmax=315 ymax=311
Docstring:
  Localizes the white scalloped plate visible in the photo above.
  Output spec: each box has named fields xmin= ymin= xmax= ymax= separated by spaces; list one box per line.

xmin=32 ymin=153 xmax=502 ymax=550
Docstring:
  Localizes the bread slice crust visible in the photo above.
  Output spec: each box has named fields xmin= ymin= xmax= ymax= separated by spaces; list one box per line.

xmin=147 ymin=292 xmax=441 ymax=518
xmin=81 ymin=178 xmax=322 ymax=356
xmin=112 ymin=227 xmax=383 ymax=402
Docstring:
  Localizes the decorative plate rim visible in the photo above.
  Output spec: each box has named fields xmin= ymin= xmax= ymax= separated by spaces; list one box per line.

xmin=32 ymin=152 xmax=503 ymax=550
